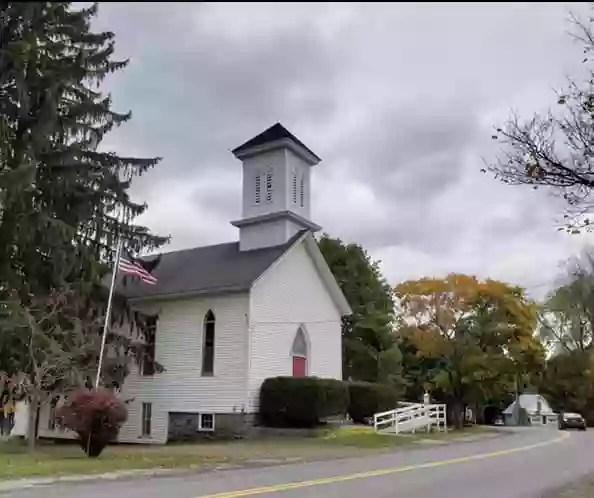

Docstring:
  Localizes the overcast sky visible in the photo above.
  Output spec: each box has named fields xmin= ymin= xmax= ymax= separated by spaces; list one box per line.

xmin=93 ymin=2 xmax=594 ymax=300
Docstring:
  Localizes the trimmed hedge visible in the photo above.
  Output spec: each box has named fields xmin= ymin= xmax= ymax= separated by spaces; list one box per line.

xmin=347 ymin=381 xmax=400 ymax=423
xmin=259 ymin=377 xmax=349 ymax=428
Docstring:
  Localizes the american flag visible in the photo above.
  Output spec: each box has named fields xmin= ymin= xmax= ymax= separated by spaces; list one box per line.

xmin=118 ymin=249 xmax=158 ymax=285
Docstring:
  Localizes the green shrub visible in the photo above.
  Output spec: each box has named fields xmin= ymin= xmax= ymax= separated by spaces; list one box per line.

xmin=347 ymin=382 xmax=400 ymax=423
xmin=317 ymin=378 xmax=350 ymax=419
xmin=259 ymin=377 xmax=349 ymax=428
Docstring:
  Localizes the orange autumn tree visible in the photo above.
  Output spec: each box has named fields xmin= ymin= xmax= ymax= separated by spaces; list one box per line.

xmin=394 ymin=274 xmax=544 ymax=428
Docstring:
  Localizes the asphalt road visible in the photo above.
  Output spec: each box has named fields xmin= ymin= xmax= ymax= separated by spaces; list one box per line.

xmin=4 ymin=428 xmax=594 ymax=498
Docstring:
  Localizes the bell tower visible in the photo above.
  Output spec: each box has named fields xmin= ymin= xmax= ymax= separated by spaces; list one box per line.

xmin=230 ymin=123 xmax=322 ymax=251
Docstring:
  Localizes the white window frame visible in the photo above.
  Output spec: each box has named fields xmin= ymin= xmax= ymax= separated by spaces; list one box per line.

xmin=141 ymin=402 xmax=152 ymax=437
xmin=299 ymin=175 xmax=305 ymax=207
xmin=202 ymin=310 xmax=216 ymax=377
xmin=198 ymin=413 xmax=215 ymax=432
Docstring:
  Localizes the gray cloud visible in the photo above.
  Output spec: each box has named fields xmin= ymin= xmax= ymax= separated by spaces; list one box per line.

xmin=93 ymin=2 xmax=594 ymax=299
xmin=98 ymin=6 xmax=343 ymax=178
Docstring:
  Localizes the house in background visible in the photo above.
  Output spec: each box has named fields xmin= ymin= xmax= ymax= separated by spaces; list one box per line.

xmin=502 ymin=394 xmax=558 ymax=427
xmin=25 ymin=123 xmax=352 ymax=444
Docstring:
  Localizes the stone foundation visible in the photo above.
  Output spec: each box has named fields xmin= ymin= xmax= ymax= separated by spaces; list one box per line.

xmin=167 ymin=412 xmax=256 ymax=441
xmin=167 ymin=412 xmax=344 ymax=442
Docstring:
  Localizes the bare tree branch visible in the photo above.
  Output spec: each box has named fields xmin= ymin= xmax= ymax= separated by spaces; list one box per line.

xmin=488 ymin=7 xmax=594 ymax=232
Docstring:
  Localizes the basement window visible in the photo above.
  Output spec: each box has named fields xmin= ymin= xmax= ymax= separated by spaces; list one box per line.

xmin=199 ymin=413 xmax=215 ymax=432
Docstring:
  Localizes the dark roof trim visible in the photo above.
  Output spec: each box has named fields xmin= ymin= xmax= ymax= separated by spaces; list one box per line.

xmin=128 ymin=286 xmax=248 ymax=303
xmin=230 ymin=210 xmax=322 ymax=232
xmin=232 ymin=123 xmax=321 ymax=165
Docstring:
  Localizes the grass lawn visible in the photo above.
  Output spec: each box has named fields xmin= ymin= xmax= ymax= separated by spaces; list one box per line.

xmin=313 ymin=424 xmax=493 ymax=449
xmin=0 ymin=438 xmax=227 ymax=481
xmin=0 ymin=425 xmax=496 ymax=481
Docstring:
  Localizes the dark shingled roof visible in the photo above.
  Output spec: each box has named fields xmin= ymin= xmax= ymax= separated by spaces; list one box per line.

xmin=232 ymin=122 xmax=321 ymax=162
xmin=117 ymin=230 xmax=307 ymax=300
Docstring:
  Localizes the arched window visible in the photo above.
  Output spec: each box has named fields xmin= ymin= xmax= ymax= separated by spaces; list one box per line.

xmin=202 ymin=310 xmax=215 ymax=376
xmin=291 ymin=327 xmax=308 ymax=377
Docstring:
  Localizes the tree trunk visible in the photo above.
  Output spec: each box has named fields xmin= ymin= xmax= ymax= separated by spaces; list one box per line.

xmin=451 ymin=400 xmax=464 ymax=430
xmin=511 ymin=373 xmax=520 ymax=425
xmin=26 ymin=395 xmax=39 ymax=452
xmin=476 ymin=403 xmax=485 ymax=425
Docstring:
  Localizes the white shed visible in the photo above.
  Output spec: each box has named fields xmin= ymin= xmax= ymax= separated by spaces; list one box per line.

xmin=503 ymin=394 xmax=558 ymax=427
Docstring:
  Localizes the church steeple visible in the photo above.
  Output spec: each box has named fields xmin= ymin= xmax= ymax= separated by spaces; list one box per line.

xmin=230 ymin=123 xmax=321 ymax=251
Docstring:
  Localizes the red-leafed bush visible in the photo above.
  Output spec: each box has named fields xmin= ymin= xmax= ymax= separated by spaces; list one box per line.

xmin=56 ymin=388 xmax=128 ymax=457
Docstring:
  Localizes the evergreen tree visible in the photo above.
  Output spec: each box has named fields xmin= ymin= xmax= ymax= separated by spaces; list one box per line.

xmin=0 ymin=1 xmax=167 ymax=301
xmin=0 ymin=2 xmax=166 ymax=393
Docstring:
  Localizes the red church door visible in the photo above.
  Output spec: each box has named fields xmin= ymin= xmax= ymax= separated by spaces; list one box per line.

xmin=292 ymin=356 xmax=306 ymax=377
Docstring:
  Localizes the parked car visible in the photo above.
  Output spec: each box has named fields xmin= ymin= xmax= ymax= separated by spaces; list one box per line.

xmin=558 ymin=412 xmax=587 ymax=431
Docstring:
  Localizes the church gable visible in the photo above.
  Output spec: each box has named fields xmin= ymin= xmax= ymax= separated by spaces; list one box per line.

xmin=251 ymin=234 xmax=350 ymax=320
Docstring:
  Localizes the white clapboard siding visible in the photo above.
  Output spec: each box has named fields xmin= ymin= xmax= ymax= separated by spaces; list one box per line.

xmin=118 ymin=293 xmax=250 ymax=443
xmin=247 ymin=240 xmax=343 ymax=411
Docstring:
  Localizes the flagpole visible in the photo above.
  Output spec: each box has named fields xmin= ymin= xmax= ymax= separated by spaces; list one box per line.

xmin=95 ymin=237 xmax=124 ymax=389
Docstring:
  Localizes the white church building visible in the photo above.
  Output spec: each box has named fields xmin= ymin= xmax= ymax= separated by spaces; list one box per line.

xmin=22 ymin=123 xmax=352 ymax=444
